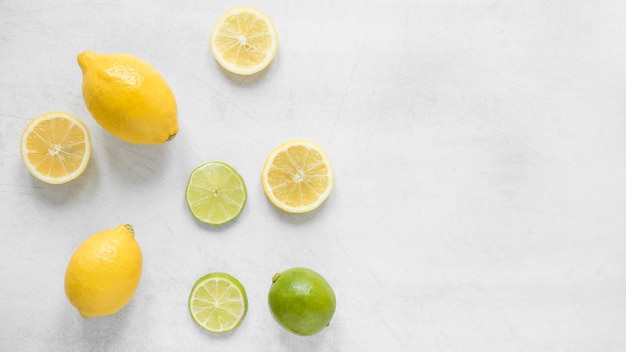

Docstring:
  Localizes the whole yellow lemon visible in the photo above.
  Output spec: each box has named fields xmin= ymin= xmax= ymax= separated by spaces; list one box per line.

xmin=64 ymin=224 xmax=142 ymax=318
xmin=78 ymin=51 xmax=178 ymax=144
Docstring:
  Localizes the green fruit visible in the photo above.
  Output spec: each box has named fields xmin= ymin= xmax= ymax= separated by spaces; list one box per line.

xmin=185 ymin=162 xmax=247 ymax=226
xmin=188 ymin=272 xmax=248 ymax=333
xmin=268 ymin=267 xmax=336 ymax=336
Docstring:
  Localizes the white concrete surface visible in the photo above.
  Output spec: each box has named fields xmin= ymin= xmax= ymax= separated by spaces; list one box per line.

xmin=1 ymin=0 xmax=626 ymax=350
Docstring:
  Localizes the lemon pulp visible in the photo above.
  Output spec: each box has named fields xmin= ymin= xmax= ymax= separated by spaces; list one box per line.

xmin=210 ymin=6 xmax=278 ymax=75
xmin=261 ymin=140 xmax=334 ymax=213
xmin=20 ymin=112 xmax=91 ymax=184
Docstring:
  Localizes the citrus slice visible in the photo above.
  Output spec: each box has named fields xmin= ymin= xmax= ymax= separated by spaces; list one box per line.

xmin=185 ymin=162 xmax=247 ymax=226
xmin=188 ymin=272 xmax=248 ymax=334
xmin=20 ymin=111 xmax=91 ymax=184
xmin=210 ymin=6 xmax=278 ymax=75
xmin=261 ymin=140 xmax=334 ymax=213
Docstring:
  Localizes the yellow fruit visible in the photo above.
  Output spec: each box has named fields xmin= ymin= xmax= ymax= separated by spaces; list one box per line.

xmin=78 ymin=51 xmax=178 ymax=144
xmin=20 ymin=112 xmax=91 ymax=184
xmin=210 ymin=6 xmax=278 ymax=75
xmin=261 ymin=140 xmax=334 ymax=213
xmin=64 ymin=224 xmax=142 ymax=318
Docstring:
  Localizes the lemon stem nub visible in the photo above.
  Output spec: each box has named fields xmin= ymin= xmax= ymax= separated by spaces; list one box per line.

xmin=124 ymin=224 xmax=134 ymax=235
xmin=166 ymin=133 xmax=176 ymax=141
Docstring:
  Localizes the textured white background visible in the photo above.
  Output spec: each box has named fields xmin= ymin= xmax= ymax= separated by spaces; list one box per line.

xmin=1 ymin=0 xmax=626 ymax=351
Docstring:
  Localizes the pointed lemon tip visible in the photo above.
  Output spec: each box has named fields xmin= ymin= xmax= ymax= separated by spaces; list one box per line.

xmin=79 ymin=311 xmax=92 ymax=319
xmin=77 ymin=51 xmax=98 ymax=70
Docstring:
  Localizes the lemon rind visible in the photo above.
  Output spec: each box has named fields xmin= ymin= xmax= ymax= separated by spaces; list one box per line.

xmin=19 ymin=112 xmax=92 ymax=185
xmin=210 ymin=6 xmax=278 ymax=76
xmin=261 ymin=140 xmax=334 ymax=213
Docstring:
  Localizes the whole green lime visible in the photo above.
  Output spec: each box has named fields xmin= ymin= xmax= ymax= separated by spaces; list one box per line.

xmin=268 ymin=267 xmax=336 ymax=336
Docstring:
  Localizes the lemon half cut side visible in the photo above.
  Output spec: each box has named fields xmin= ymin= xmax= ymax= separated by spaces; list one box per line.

xmin=20 ymin=111 xmax=91 ymax=184
xmin=261 ymin=140 xmax=334 ymax=213
xmin=210 ymin=6 xmax=278 ymax=75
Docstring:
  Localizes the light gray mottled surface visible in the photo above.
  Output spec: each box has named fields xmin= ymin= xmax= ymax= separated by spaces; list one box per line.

xmin=1 ymin=0 xmax=626 ymax=350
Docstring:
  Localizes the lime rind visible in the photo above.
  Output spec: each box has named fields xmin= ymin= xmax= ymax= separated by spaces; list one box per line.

xmin=185 ymin=162 xmax=247 ymax=226
xmin=188 ymin=272 xmax=248 ymax=334
xmin=268 ymin=267 xmax=336 ymax=336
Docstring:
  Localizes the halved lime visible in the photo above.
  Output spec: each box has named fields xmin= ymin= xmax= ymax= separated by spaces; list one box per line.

xmin=185 ymin=162 xmax=247 ymax=226
xmin=188 ymin=272 xmax=248 ymax=334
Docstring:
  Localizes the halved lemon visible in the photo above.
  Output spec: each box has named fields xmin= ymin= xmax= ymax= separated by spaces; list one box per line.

xmin=261 ymin=140 xmax=334 ymax=213
xmin=185 ymin=162 xmax=247 ymax=226
xmin=188 ymin=272 xmax=248 ymax=334
xmin=210 ymin=6 xmax=278 ymax=75
xmin=20 ymin=112 xmax=91 ymax=184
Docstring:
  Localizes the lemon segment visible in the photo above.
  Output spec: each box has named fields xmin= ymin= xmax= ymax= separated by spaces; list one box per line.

xmin=64 ymin=224 xmax=142 ymax=318
xmin=20 ymin=112 xmax=91 ymax=184
xmin=210 ymin=6 xmax=278 ymax=75
xmin=261 ymin=140 xmax=334 ymax=213
xmin=78 ymin=51 xmax=178 ymax=144
xmin=185 ymin=162 xmax=247 ymax=226
xmin=188 ymin=272 xmax=248 ymax=334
